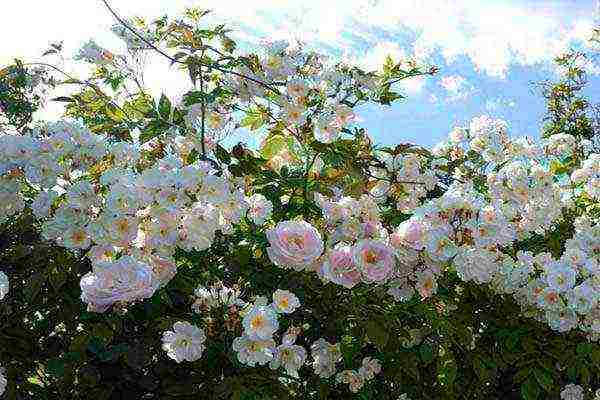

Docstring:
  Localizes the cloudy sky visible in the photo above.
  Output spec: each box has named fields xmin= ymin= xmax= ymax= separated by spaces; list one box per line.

xmin=2 ymin=0 xmax=600 ymax=148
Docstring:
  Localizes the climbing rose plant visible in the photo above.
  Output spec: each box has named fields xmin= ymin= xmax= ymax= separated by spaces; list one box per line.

xmin=1 ymin=5 xmax=600 ymax=400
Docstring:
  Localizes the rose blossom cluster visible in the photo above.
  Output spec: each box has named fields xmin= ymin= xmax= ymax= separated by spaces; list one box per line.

xmin=260 ymin=113 xmax=600 ymax=338
xmin=0 ymin=120 xmax=249 ymax=312
xmin=388 ymin=182 xmax=505 ymax=299
xmin=571 ymin=153 xmax=600 ymax=201
xmin=233 ymin=290 xmax=306 ymax=375
xmin=336 ymin=357 xmax=382 ymax=393
xmin=493 ymin=216 xmax=600 ymax=338
xmin=170 ymin=286 xmax=355 ymax=381
xmin=369 ymin=151 xmax=437 ymax=212
xmin=390 ymin=116 xmax=600 ymax=336
xmin=264 ymin=193 xmax=443 ymax=302
xmin=191 ymin=281 xmax=245 ymax=313
xmin=0 ymin=121 xmax=106 ymax=224
xmin=223 ymin=39 xmax=382 ymax=154
xmin=310 ymin=338 xmax=342 ymax=378
xmin=433 ymin=115 xmax=510 ymax=164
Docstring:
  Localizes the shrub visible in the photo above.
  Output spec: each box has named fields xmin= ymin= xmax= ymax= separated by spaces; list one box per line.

xmin=1 ymin=4 xmax=600 ymax=400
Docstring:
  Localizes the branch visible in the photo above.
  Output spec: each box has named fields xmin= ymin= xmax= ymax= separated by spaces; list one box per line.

xmin=24 ymin=62 xmax=137 ymax=127
xmin=100 ymin=0 xmax=281 ymax=95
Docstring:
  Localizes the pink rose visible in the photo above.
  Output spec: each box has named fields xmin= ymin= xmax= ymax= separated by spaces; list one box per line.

xmin=352 ymin=240 xmax=394 ymax=283
xmin=266 ymin=221 xmax=324 ymax=271
xmin=80 ymin=256 xmax=155 ymax=312
xmin=391 ymin=220 xmax=424 ymax=250
xmin=320 ymin=246 xmax=361 ymax=289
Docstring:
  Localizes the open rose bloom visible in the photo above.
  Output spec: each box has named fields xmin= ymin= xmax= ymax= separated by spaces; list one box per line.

xmin=266 ymin=220 xmax=324 ymax=270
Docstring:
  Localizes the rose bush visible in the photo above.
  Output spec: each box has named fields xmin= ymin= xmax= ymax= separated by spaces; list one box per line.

xmin=1 ymin=4 xmax=600 ymax=399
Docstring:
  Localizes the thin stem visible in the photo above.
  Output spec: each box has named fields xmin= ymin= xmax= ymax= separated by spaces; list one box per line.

xmin=387 ymin=69 xmax=435 ymax=86
xmin=199 ymin=49 xmax=207 ymax=157
xmin=100 ymin=0 xmax=281 ymax=95
xmin=303 ymin=151 xmax=320 ymax=210
xmin=248 ymin=96 xmax=303 ymax=143
xmin=25 ymin=62 xmax=137 ymax=127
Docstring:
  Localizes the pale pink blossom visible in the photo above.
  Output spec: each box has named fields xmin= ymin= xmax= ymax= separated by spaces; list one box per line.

xmin=352 ymin=240 xmax=394 ymax=283
xmin=266 ymin=220 xmax=324 ymax=270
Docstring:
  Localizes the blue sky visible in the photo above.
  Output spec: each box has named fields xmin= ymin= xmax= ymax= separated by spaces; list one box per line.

xmin=2 ymin=0 xmax=600 ymax=149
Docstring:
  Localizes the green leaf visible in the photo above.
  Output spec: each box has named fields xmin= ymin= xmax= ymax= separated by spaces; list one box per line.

xmin=567 ymin=365 xmax=578 ymax=382
xmin=240 ymin=107 xmax=265 ymax=131
xmin=158 ymin=94 xmax=172 ymax=119
xmin=51 ymin=96 xmax=75 ymax=103
xmin=382 ymin=54 xmax=395 ymax=74
xmin=533 ymin=367 xmax=553 ymax=392
xmin=48 ymin=266 xmax=67 ymax=292
xmin=87 ymin=336 xmax=106 ymax=355
xmin=46 ymin=358 xmax=65 ymax=377
xmin=214 ymin=144 xmax=231 ymax=164
xmin=260 ymin=135 xmax=296 ymax=160
xmin=437 ymin=350 xmax=457 ymax=389
xmin=590 ymin=348 xmax=600 ymax=365
xmin=419 ymin=344 xmax=435 ymax=364
xmin=365 ymin=318 xmax=389 ymax=351
xmin=576 ymin=343 xmax=593 ymax=357
xmin=24 ymin=272 xmax=45 ymax=302
xmin=521 ymin=377 xmax=540 ymax=400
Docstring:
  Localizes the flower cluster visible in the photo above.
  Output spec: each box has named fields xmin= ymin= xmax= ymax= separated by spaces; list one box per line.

xmin=257 ymin=112 xmax=600 ymax=339
xmin=572 ymin=153 xmax=600 ymax=200
xmin=223 ymin=39 xmax=381 ymax=153
xmin=191 ymin=281 xmax=245 ymax=313
xmin=233 ymin=290 xmax=305 ymax=373
xmin=0 ymin=121 xmax=248 ymax=312
xmin=368 ymin=151 xmax=437 ymax=212
xmin=187 ymin=286 xmax=349 ymax=381
xmin=311 ymin=338 xmax=342 ymax=378
xmin=5 ymin=8 xmax=600 ymax=398
xmin=246 ymin=193 xmax=273 ymax=226
xmin=561 ymin=383 xmax=584 ymax=400
xmin=314 ymin=193 xmax=395 ymax=287
xmin=336 ymin=357 xmax=382 ymax=393
xmin=493 ymin=216 xmax=600 ymax=338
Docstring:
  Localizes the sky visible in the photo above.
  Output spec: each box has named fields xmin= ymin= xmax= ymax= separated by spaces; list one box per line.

xmin=1 ymin=0 xmax=600 ymax=149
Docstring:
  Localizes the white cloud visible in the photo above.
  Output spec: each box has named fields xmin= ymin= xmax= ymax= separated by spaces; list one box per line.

xmin=359 ymin=41 xmax=406 ymax=72
xmin=440 ymin=75 xmax=472 ymax=102
xmin=1 ymin=0 xmax=598 ymax=124
xmin=3 ymin=1 xmax=598 ymax=77
xmin=485 ymin=97 xmax=516 ymax=112
xmin=398 ymin=76 xmax=426 ymax=95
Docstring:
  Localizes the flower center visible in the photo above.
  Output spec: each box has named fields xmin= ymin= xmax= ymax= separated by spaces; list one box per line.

xmin=278 ymin=298 xmax=289 ymax=309
xmin=364 ymin=249 xmax=378 ymax=264
xmin=250 ymin=314 xmax=265 ymax=330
